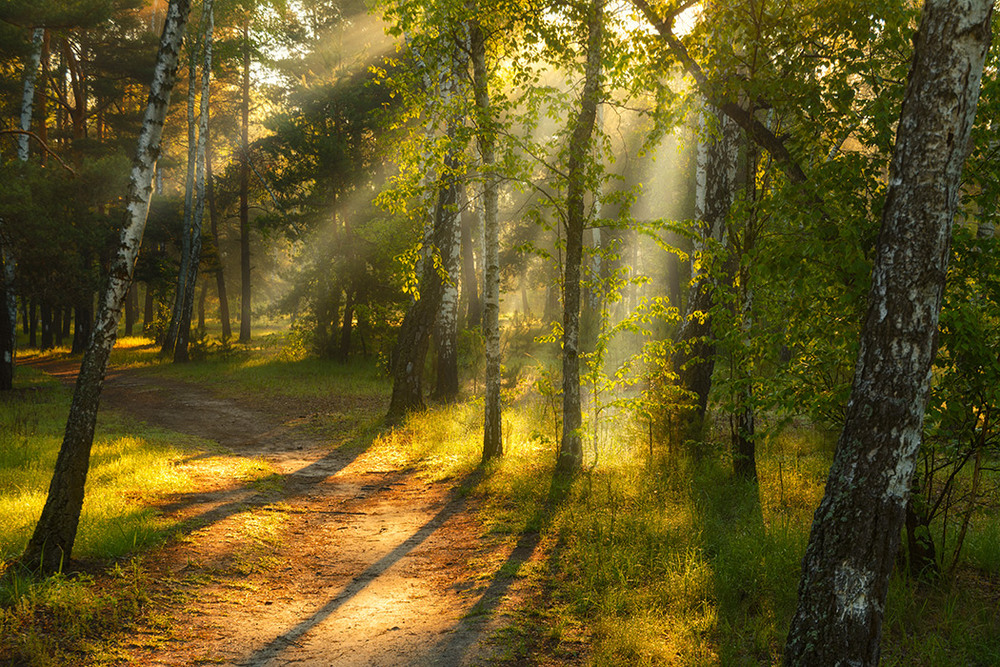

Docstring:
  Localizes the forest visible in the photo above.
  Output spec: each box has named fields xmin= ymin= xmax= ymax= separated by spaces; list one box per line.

xmin=0 ymin=0 xmax=999 ymax=664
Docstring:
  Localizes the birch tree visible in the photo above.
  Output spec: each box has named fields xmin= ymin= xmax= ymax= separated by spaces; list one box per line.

xmin=22 ymin=0 xmax=191 ymax=574
xmin=383 ymin=0 xmax=471 ymax=422
xmin=161 ymin=24 xmax=200 ymax=355
xmin=672 ymin=105 xmax=739 ymax=448
xmin=175 ymin=0 xmax=214 ymax=363
xmin=470 ymin=14 xmax=502 ymax=461
xmin=431 ymin=37 xmax=469 ymax=401
xmin=0 ymin=27 xmax=44 ymax=391
xmin=238 ymin=15 xmax=252 ymax=343
xmin=784 ymin=1 xmax=993 ymax=663
xmin=556 ymin=0 xmax=603 ymax=475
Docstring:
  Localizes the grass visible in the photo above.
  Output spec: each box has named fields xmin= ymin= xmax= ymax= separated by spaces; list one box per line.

xmin=0 ymin=363 xmax=207 ymax=665
xmin=0 ymin=368 xmax=199 ymax=565
xmin=0 ymin=327 xmax=391 ymax=665
xmin=377 ymin=387 xmax=1000 ymax=666
xmin=4 ymin=327 xmax=1000 ymax=665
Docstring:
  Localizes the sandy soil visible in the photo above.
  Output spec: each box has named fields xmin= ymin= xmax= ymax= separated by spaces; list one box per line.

xmin=38 ymin=359 xmax=547 ymax=666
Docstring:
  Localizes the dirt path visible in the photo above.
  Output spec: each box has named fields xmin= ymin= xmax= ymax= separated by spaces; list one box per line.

xmin=37 ymin=360 xmax=530 ymax=666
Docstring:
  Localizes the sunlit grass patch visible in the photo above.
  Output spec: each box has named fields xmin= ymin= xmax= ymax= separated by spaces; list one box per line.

xmin=0 ymin=373 xmax=195 ymax=563
xmin=227 ymin=506 xmax=288 ymax=575
xmin=378 ymin=392 xmax=835 ymax=665
xmin=109 ymin=335 xmax=162 ymax=369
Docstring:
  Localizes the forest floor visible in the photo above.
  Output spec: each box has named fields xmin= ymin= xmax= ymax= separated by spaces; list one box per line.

xmin=36 ymin=357 xmax=554 ymax=666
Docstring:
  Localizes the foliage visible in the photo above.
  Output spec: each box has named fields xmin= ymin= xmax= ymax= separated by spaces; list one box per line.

xmin=917 ymin=229 xmax=1000 ymax=572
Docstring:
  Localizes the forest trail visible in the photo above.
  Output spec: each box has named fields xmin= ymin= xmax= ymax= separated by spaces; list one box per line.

xmin=35 ymin=357 xmax=530 ymax=666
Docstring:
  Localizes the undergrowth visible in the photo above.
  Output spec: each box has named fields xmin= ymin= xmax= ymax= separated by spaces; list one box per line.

xmin=383 ymin=393 xmax=1000 ymax=666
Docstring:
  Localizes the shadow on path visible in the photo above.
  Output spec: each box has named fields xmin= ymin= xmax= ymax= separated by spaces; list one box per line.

xmin=241 ymin=486 xmax=470 ymax=666
xmin=429 ymin=472 xmax=573 ymax=663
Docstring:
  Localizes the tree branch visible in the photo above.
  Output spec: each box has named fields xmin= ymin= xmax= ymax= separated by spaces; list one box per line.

xmin=631 ymin=0 xmax=808 ymax=184
xmin=0 ymin=129 xmax=76 ymax=174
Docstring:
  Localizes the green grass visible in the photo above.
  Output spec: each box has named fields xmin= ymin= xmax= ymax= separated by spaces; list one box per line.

xmin=381 ymin=390 xmax=1000 ymax=666
xmin=108 ymin=332 xmax=388 ymax=403
xmin=0 ymin=366 xmax=203 ymax=665
xmin=6 ymin=330 xmax=1000 ymax=666
xmin=0 ymin=368 xmax=198 ymax=565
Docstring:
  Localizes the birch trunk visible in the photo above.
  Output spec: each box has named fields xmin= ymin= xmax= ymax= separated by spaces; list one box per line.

xmin=672 ymin=107 xmax=739 ymax=447
xmin=238 ymin=19 xmax=251 ymax=344
xmin=386 ymin=151 xmax=462 ymax=424
xmin=207 ymin=142 xmax=231 ymax=341
xmin=432 ymin=40 xmax=468 ymax=401
xmin=175 ymin=0 xmax=213 ymax=363
xmin=784 ymin=2 xmax=992 ymax=663
xmin=0 ymin=28 xmax=45 ymax=390
xmin=460 ymin=190 xmax=481 ymax=328
xmin=556 ymin=0 xmax=603 ymax=476
xmin=17 ymin=28 xmax=44 ymax=162
xmin=162 ymin=35 xmax=199 ymax=355
xmin=470 ymin=17 xmax=502 ymax=461
xmin=22 ymin=0 xmax=190 ymax=574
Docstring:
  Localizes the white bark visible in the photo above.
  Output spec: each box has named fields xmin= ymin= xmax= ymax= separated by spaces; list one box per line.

xmin=470 ymin=16 xmax=502 ymax=459
xmin=18 ymin=29 xmax=44 ymax=162
xmin=432 ymin=35 xmax=467 ymax=399
xmin=23 ymin=0 xmax=190 ymax=573
xmin=785 ymin=1 xmax=993 ymax=662
xmin=176 ymin=0 xmax=213 ymax=361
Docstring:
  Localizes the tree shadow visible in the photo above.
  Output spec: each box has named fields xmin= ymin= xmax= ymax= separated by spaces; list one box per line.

xmin=427 ymin=472 xmax=573 ymax=663
xmin=240 ymin=470 xmax=482 ymax=666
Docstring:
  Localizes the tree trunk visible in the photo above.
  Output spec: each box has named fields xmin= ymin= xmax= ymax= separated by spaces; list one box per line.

xmin=0 ymin=27 xmax=44 ymax=389
xmin=556 ymin=0 xmax=603 ymax=476
xmin=197 ymin=283 xmax=206 ymax=330
xmin=731 ymin=135 xmax=760 ymax=482
xmin=162 ymin=33 xmax=199 ymax=356
xmin=207 ymin=136 xmax=230 ymax=341
xmin=432 ymin=193 xmax=461 ymax=399
xmin=53 ymin=307 xmax=64 ymax=348
xmin=471 ymin=17 xmax=502 ymax=462
xmin=143 ymin=283 xmax=155 ymax=333
xmin=22 ymin=0 xmax=190 ymax=574
xmin=672 ymin=106 xmax=739 ymax=448
xmin=17 ymin=28 xmax=44 ymax=161
xmin=460 ymin=193 xmax=481 ymax=328
xmin=40 ymin=303 xmax=53 ymax=350
xmin=386 ymin=153 xmax=463 ymax=424
xmin=238 ymin=18 xmax=251 ymax=344
xmin=38 ymin=30 xmax=50 ymax=167
xmin=175 ymin=0 xmax=213 ymax=363
xmin=784 ymin=3 xmax=992 ymax=663
xmin=61 ymin=305 xmax=71 ymax=339
xmin=432 ymin=41 xmax=468 ymax=402
xmin=28 ymin=301 xmax=36 ymax=348
xmin=0 ymin=256 xmax=13 ymax=389
xmin=71 ymin=300 xmax=92 ymax=355
xmin=338 ymin=286 xmax=354 ymax=363
xmin=124 ymin=283 xmax=135 ymax=336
